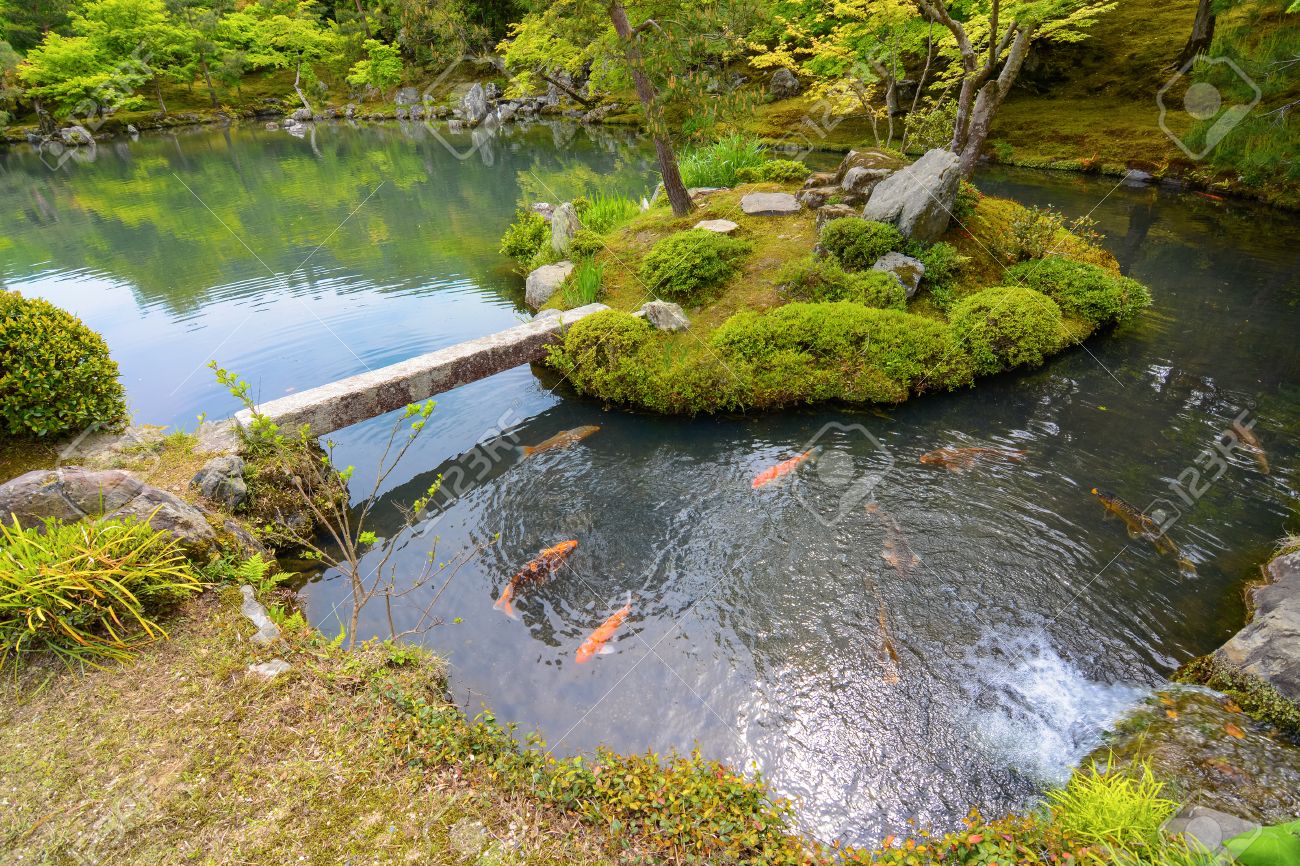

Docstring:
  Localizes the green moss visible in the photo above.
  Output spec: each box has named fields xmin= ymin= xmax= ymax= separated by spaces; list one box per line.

xmin=949 ymin=286 xmax=1064 ymax=375
xmin=1007 ymin=257 xmax=1152 ymax=327
xmin=775 ymin=255 xmax=905 ymax=309
xmin=638 ymin=229 xmax=752 ymax=305
xmin=1174 ymin=655 xmax=1300 ymax=741
xmin=819 ymin=217 xmax=905 ymax=271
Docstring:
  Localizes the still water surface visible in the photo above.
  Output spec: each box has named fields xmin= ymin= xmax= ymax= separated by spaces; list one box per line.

xmin=3 ymin=121 xmax=1298 ymax=843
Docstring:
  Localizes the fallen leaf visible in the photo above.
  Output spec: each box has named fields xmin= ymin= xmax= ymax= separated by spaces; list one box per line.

xmin=1224 ymin=723 xmax=1245 ymax=739
xmin=1224 ymin=700 xmax=1242 ymax=713
xmin=1166 ymin=709 xmax=1178 ymax=720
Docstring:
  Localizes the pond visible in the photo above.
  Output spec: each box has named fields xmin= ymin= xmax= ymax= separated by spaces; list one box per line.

xmin=3 ymin=120 xmax=1298 ymax=845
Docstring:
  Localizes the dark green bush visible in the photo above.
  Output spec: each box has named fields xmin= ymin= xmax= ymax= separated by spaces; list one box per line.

xmin=1007 ymin=257 xmax=1152 ymax=326
xmin=0 ymin=292 xmax=127 ymax=438
xmin=776 ymin=256 xmax=905 ymax=310
xmin=950 ymin=286 xmax=1063 ymax=375
xmin=819 ymin=218 xmax=905 ymax=270
xmin=905 ymin=241 xmax=965 ymax=308
xmin=499 ymin=208 xmax=548 ymax=265
xmin=638 ymin=229 xmax=751 ymax=304
xmin=735 ymin=159 xmax=813 ymax=183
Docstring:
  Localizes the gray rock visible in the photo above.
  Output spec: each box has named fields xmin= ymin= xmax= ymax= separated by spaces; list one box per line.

xmin=58 ymin=126 xmax=93 ymax=146
xmin=769 ymin=68 xmax=801 ymax=99
xmin=803 ymin=171 xmax=836 ymax=189
xmin=1164 ymin=805 xmax=1260 ymax=855
xmin=1123 ymin=168 xmax=1155 ymax=187
xmin=871 ymin=252 xmax=926 ymax=299
xmin=461 ymin=83 xmax=488 ymax=126
xmin=549 ymin=202 xmax=580 ymax=254
xmin=0 ymin=467 xmax=218 ymax=555
xmin=582 ymin=103 xmax=620 ymax=123
xmin=240 ymin=586 xmax=282 ymax=646
xmin=191 ymin=455 xmax=248 ymax=510
xmin=841 ymin=165 xmax=894 ymax=196
xmin=249 ymin=658 xmax=292 ymax=679
xmin=395 ymin=86 xmax=421 ymax=106
xmin=524 ymin=261 xmax=575 ymax=310
xmin=815 ymin=204 xmax=857 ymax=231
xmin=484 ymin=82 xmax=501 ymax=101
xmin=289 ymin=107 xmax=313 ymax=122
xmin=394 ymin=107 xmax=409 ymax=121
xmin=862 ymin=148 xmax=962 ymax=242
xmin=194 ymin=419 xmax=241 ymax=455
xmin=693 ymin=219 xmax=739 ymax=234
xmin=530 ymin=202 xmax=555 ymax=222
xmin=687 ymin=187 xmax=725 ymax=199
xmin=796 ymin=186 xmax=842 ymax=209
xmin=636 ymin=300 xmax=689 ymax=332
xmin=740 ymin=192 xmax=800 ymax=216
xmin=533 ymin=308 xmax=563 ymax=321
xmin=833 ymin=148 xmax=906 ymax=185
xmin=1214 ymin=551 xmax=1300 ymax=702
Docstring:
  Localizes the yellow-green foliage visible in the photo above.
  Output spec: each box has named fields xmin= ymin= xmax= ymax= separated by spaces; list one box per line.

xmin=638 ymin=229 xmax=752 ymax=304
xmin=0 ymin=291 xmax=127 ymax=438
xmin=950 ymin=286 xmax=1064 ymax=375
xmin=0 ymin=517 xmax=204 ymax=668
xmin=819 ymin=217 xmax=906 ymax=270
xmin=1047 ymin=758 xmax=1180 ymax=853
xmin=498 ymin=208 xmax=549 ymax=267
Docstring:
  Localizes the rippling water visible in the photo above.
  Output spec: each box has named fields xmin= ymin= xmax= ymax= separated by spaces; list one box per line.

xmin=3 ymin=123 xmax=1298 ymax=844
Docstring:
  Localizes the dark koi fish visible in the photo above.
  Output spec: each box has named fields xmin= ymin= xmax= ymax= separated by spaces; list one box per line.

xmin=522 ymin=426 xmax=600 ymax=458
xmin=919 ymin=446 xmax=1025 ymax=473
xmin=1091 ymin=488 xmax=1196 ymax=575
xmin=1231 ymin=420 xmax=1269 ymax=475
xmin=494 ymin=540 xmax=578 ymax=618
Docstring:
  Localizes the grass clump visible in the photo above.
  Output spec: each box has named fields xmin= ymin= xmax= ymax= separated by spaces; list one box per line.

xmin=819 ymin=217 xmax=905 ymax=270
xmin=0 ymin=517 xmax=204 ymax=669
xmin=638 ymin=229 xmax=751 ymax=305
xmin=0 ymin=291 xmax=127 ymax=439
xmin=499 ymin=208 xmax=549 ymax=268
xmin=564 ymin=259 xmax=605 ymax=307
xmin=1047 ymin=758 xmax=1179 ymax=853
xmin=1008 ymin=256 xmax=1152 ymax=327
xmin=950 ymin=285 xmax=1064 ymax=375
xmin=679 ymin=133 xmax=768 ymax=187
xmin=735 ymin=158 xmax=813 ymax=183
xmin=776 ymin=255 xmax=905 ymax=310
xmin=579 ymin=191 xmax=642 ymax=233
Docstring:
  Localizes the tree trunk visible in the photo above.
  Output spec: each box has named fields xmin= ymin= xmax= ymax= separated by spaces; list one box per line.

xmin=199 ymin=55 xmax=219 ymax=108
xmin=956 ymin=26 xmax=1035 ymax=178
xmin=1175 ymin=0 xmax=1216 ymax=67
xmin=353 ymin=0 xmax=372 ymax=39
xmin=608 ymin=0 xmax=691 ymax=218
xmin=293 ymin=60 xmax=313 ymax=112
xmin=155 ymin=77 xmax=168 ymax=114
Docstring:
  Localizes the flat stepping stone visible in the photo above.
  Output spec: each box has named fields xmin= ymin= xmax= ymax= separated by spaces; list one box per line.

xmin=740 ymin=192 xmax=800 ymax=216
xmin=694 ymin=219 xmax=739 ymax=234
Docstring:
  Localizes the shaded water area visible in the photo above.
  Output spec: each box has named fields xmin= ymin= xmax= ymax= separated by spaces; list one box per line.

xmin=3 ymin=122 xmax=1299 ymax=845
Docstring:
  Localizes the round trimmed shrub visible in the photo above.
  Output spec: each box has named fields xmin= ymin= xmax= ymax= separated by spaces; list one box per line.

xmin=568 ymin=229 xmax=606 ymax=260
xmin=1007 ymin=257 xmax=1152 ymax=327
xmin=638 ymin=229 xmax=751 ymax=305
xmin=0 ymin=292 xmax=126 ymax=438
xmin=499 ymin=208 xmax=548 ymax=264
xmin=775 ymin=256 xmax=905 ymax=310
xmin=819 ymin=217 xmax=905 ymax=270
xmin=949 ymin=286 xmax=1063 ymax=375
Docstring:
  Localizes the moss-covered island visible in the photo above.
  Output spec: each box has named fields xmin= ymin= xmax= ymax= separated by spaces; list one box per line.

xmin=521 ymin=150 xmax=1151 ymax=415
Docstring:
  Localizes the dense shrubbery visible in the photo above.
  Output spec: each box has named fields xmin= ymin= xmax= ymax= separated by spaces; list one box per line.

xmin=735 ymin=158 xmax=813 ymax=183
xmin=950 ymin=286 xmax=1063 ymax=374
xmin=638 ymin=229 xmax=751 ymax=304
xmin=776 ymin=256 xmax=905 ymax=309
xmin=819 ymin=217 xmax=905 ymax=270
xmin=0 ymin=291 xmax=127 ymax=438
xmin=1008 ymin=256 xmax=1152 ymax=326
xmin=0 ymin=517 xmax=204 ymax=668
xmin=498 ymin=208 xmax=549 ymax=266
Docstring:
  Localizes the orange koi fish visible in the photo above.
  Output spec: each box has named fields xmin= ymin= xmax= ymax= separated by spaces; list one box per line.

xmin=494 ymin=540 xmax=578 ymax=619
xmin=1231 ymin=420 xmax=1269 ymax=475
xmin=752 ymin=449 xmax=817 ymax=489
xmin=1195 ymin=191 xmax=1225 ymax=202
xmin=575 ymin=594 xmax=632 ymax=663
xmin=919 ymin=446 xmax=1025 ymax=474
xmin=522 ymin=425 xmax=601 ymax=458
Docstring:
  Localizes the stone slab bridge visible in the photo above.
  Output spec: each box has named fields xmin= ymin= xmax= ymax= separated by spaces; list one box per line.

xmin=234 ymin=303 xmax=608 ymax=436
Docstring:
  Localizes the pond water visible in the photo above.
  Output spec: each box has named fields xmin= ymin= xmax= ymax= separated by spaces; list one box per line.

xmin=3 ymin=121 xmax=1298 ymax=845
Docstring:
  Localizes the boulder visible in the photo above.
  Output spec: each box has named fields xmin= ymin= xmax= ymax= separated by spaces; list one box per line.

xmin=1123 ymin=168 xmax=1155 ymax=187
xmin=288 ymin=107 xmax=313 ymax=122
xmin=769 ymin=68 xmax=801 ymax=99
xmin=815 ymin=204 xmax=857 ymax=231
xmin=1214 ymin=551 xmax=1300 ymax=702
xmin=58 ymin=126 xmax=92 ymax=146
xmin=1164 ymin=806 xmax=1260 ymax=856
xmin=841 ymin=165 xmax=893 ymax=196
xmin=191 ymin=455 xmax=248 ymax=511
xmin=530 ymin=202 xmax=556 ymax=222
xmin=461 ymin=83 xmax=489 ymax=126
xmin=635 ymin=300 xmax=690 ymax=332
xmin=549 ymin=202 xmax=580 ymax=254
xmin=833 ymin=148 xmax=906 ymax=185
xmin=803 ymin=171 xmax=835 ymax=189
xmin=0 ymin=467 xmax=218 ymax=555
xmin=581 ymin=103 xmax=620 ymax=123
xmin=395 ymin=86 xmax=420 ymax=106
xmin=862 ymin=148 xmax=961 ymax=242
xmin=694 ymin=219 xmax=739 ymax=234
xmin=871 ymin=252 xmax=926 ymax=299
xmin=796 ymin=186 xmax=844 ymax=210
xmin=525 ymin=261 xmax=574 ymax=310
xmin=740 ymin=192 xmax=800 ymax=216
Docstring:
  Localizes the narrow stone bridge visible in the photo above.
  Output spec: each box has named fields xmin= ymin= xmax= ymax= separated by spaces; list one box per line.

xmin=234 ymin=303 xmax=608 ymax=436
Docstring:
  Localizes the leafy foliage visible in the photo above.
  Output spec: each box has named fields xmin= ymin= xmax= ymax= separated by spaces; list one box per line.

xmin=908 ymin=240 xmax=965 ymax=306
xmin=0 ymin=516 xmax=204 ymax=668
xmin=949 ymin=285 xmax=1063 ymax=374
xmin=678 ymin=133 xmax=768 ymax=187
xmin=498 ymin=208 xmax=549 ymax=266
xmin=638 ymin=229 xmax=751 ymax=304
xmin=819 ymin=217 xmax=905 ymax=270
xmin=346 ymin=39 xmax=403 ymax=95
xmin=0 ymin=291 xmax=126 ymax=438
xmin=776 ymin=255 xmax=905 ymax=309
xmin=1008 ymin=256 xmax=1151 ymax=326
xmin=1047 ymin=758 xmax=1179 ymax=853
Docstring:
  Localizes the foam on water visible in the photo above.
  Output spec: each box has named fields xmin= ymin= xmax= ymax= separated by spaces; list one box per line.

xmin=962 ymin=631 xmax=1147 ymax=784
